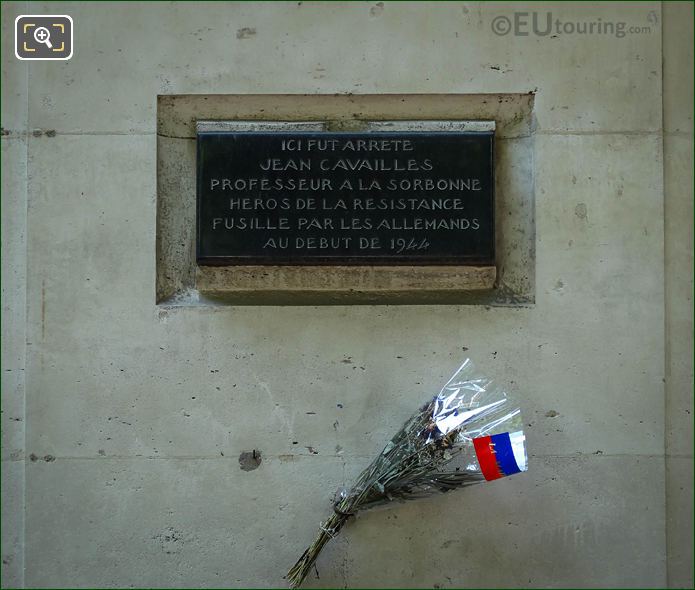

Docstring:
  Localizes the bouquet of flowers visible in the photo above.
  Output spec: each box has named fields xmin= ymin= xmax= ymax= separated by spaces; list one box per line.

xmin=287 ymin=358 xmax=527 ymax=588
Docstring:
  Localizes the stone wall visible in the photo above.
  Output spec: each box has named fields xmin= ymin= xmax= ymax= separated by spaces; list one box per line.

xmin=1 ymin=2 xmax=692 ymax=588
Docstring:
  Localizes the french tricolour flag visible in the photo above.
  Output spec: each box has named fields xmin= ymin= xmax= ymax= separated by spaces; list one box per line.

xmin=473 ymin=431 xmax=527 ymax=481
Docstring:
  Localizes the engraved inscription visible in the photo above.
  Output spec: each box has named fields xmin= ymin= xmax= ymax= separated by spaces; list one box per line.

xmin=196 ymin=130 xmax=494 ymax=265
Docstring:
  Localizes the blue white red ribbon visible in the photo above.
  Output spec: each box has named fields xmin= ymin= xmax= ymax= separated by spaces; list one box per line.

xmin=473 ymin=431 xmax=527 ymax=481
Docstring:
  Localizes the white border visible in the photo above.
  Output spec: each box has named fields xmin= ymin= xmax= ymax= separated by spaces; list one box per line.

xmin=196 ymin=121 xmax=326 ymax=133
xmin=15 ymin=15 xmax=73 ymax=61
xmin=196 ymin=120 xmax=495 ymax=133
xmin=367 ymin=120 xmax=496 ymax=132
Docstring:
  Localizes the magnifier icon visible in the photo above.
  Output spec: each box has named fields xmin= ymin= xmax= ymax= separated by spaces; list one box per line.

xmin=33 ymin=26 xmax=53 ymax=49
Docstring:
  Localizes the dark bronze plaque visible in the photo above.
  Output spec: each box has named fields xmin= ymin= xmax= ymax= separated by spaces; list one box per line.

xmin=196 ymin=129 xmax=494 ymax=265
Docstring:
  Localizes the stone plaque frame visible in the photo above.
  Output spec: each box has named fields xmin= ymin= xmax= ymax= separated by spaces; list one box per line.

xmin=156 ymin=94 xmax=535 ymax=305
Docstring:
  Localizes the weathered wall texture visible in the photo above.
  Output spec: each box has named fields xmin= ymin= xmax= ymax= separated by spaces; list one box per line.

xmin=663 ymin=2 xmax=694 ymax=588
xmin=1 ymin=1 xmax=692 ymax=588
xmin=1 ymin=1 xmax=28 ymax=587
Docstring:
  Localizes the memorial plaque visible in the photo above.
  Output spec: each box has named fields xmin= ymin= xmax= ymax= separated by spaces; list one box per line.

xmin=196 ymin=124 xmax=494 ymax=265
